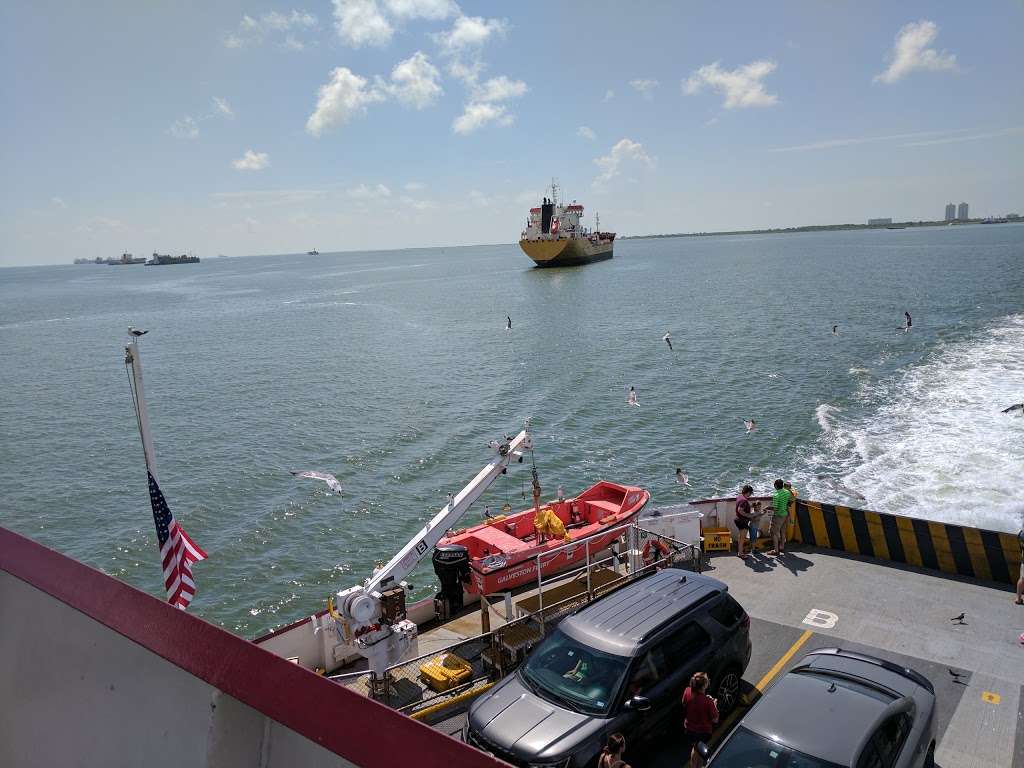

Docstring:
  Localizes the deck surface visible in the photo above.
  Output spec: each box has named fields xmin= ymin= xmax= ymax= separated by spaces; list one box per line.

xmin=437 ymin=545 xmax=1024 ymax=768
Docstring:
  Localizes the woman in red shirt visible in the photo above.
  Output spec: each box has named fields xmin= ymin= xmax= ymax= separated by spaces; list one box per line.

xmin=682 ymin=671 xmax=719 ymax=767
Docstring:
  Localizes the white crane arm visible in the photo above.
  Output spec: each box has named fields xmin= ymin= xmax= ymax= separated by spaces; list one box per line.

xmin=364 ymin=426 xmax=532 ymax=594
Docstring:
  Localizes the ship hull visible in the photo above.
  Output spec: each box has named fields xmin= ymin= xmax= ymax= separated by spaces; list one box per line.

xmin=519 ymin=237 xmax=613 ymax=267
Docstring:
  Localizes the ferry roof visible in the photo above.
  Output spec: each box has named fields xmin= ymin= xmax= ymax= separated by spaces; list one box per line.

xmin=559 ymin=569 xmax=724 ymax=656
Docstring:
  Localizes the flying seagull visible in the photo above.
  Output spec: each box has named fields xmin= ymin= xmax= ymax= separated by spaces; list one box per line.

xmin=832 ymin=325 xmax=838 ymax=335
xmin=675 ymin=468 xmax=690 ymax=486
xmin=290 ymin=470 xmax=342 ymax=495
xmin=626 ymin=386 xmax=639 ymax=407
xmin=947 ymin=668 xmax=964 ymax=678
xmin=949 ymin=612 xmax=966 ymax=624
xmin=506 ymin=315 xmax=512 ymax=331
xmin=1001 ymin=403 xmax=1023 ymax=414
xmin=744 ymin=419 xmax=757 ymax=433
xmin=663 ymin=332 xmax=673 ymax=351
xmin=128 ymin=326 xmax=148 ymax=338
xmin=899 ymin=311 xmax=912 ymax=333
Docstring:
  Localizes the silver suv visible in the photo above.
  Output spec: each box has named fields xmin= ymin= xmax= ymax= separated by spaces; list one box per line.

xmin=466 ymin=570 xmax=752 ymax=767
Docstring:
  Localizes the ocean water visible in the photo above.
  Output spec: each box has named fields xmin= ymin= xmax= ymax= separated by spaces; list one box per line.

xmin=2 ymin=225 xmax=1022 ymax=636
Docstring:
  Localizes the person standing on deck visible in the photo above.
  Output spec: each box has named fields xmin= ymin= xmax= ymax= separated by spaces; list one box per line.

xmin=1015 ymin=529 xmax=1023 ymax=605
xmin=784 ymin=481 xmax=798 ymax=546
xmin=734 ymin=485 xmax=758 ymax=558
xmin=768 ymin=479 xmax=792 ymax=556
xmin=682 ymin=672 xmax=719 ymax=768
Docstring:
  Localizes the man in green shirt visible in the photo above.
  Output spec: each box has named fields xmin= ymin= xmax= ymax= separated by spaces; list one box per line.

xmin=768 ymin=479 xmax=791 ymax=556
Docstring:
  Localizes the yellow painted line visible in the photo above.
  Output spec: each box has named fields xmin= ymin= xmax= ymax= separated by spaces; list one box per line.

xmin=807 ymin=503 xmax=830 ymax=548
xmin=981 ymin=691 xmax=1001 ymax=705
xmin=927 ymin=521 xmax=957 ymax=575
xmin=895 ymin=516 xmax=923 ymax=567
xmin=754 ymin=629 xmax=814 ymax=693
xmin=961 ymin=526 xmax=992 ymax=582
xmin=865 ymin=511 xmax=891 ymax=561
xmin=835 ymin=506 xmax=860 ymax=556
xmin=409 ymin=681 xmax=495 ymax=721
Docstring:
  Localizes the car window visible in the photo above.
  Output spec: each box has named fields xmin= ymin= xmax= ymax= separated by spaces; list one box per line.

xmin=855 ymin=742 xmax=883 ymax=768
xmin=661 ymin=621 xmax=712 ymax=665
xmin=707 ymin=594 xmax=745 ymax=627
xmin=519 ymin=629 xmax=629 ymax=715
xmin=711 ymin=727 xmax=845 ymax=768
xmin=873 ymin=713 xmax=912 ymax=766
xmin=625 ymin=650 xmax=662 ymax=697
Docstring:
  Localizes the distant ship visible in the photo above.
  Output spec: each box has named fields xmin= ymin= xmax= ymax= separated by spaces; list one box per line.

xmin=101 ymin=253 xmax=146 ymax=265
xmin=519 ymin=182 xmax=614 ymax=267
xmin=146 ymin=252 xmax=200 ymax=266
xmin=307 ymin=249 xmax=319 ymax=255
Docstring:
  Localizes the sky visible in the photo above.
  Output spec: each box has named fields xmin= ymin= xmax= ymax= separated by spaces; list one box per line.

xmin=2 ymin=1 xmax=1022 ymax=266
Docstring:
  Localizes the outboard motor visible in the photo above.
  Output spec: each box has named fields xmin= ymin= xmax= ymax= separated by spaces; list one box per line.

xmin=432 ymin=544 xmax=470 ymax=621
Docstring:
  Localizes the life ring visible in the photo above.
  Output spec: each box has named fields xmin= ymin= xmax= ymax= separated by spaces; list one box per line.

xmin=641 ymin=538 xmax=671 ymax=566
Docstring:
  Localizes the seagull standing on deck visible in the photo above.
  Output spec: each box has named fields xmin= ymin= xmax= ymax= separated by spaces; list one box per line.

xmin=290 ymin=470 xmax=342 ymax=495
xmin=663 ymin=332 xmax=673 ymax=351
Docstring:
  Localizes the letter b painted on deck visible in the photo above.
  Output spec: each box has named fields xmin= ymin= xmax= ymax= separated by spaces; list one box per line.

xmin=802 ymin=608 xmax=838 ymax=629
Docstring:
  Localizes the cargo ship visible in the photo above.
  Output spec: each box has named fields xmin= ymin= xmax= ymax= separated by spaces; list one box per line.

xmin=147 ymin=251 xmax=200 ymax=266
xmin=519 ymin=183 xmax=614 ymax=267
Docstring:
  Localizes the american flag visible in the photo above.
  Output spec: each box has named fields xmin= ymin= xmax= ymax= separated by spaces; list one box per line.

xmin=148 ymin=470 xmax=207 ymax=609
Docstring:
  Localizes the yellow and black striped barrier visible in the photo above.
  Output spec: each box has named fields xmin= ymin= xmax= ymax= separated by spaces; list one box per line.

xmin=792 ymin=499 xmax=1022 ymax=585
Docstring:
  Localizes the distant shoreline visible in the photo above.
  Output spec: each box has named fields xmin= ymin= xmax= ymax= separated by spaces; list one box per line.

xmin=622 ymin=218 xmax=1019 ymax=240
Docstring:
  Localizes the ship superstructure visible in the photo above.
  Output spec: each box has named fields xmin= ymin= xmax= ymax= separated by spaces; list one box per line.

xmin=519 ymin=182 xmax=615 ymax=267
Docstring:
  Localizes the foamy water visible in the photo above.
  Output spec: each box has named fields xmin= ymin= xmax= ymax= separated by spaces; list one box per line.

xmin=796 ymin=314 xmax=1024 ymax=532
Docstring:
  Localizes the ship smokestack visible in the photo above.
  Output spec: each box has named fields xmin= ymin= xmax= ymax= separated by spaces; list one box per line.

xmin=541 ymin=199 xmax=554 ymax=234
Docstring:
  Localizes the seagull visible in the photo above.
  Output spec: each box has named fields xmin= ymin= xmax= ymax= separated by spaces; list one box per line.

xmin=1001 ymin=403 xmax=1023 ymax=414
xmin=506 ymin=315 xmax=512 ymax=331
xmin=128 ymin=326 xmax=148 ymax=338
xmin=290 ymin=470 xmax=342 ymax=495
xmin=675 ymin=468 xmax=690 ymax=486
xmin=949 ymin=612 xmax=966 ymax=624
xmin=744 ymin=419 xmax=757 ymax=433
xmin=663 ymin=332 xmax=673 ymax=351
xmin=832 ymin=325 xmax=838 ymax=335
xmin=899 ymin=311 xmax=912 ymax=333
xmin=947 ymin=668 xmax=965 ymax=678
xmin=626 ymin=386 xmax=639 ymax=407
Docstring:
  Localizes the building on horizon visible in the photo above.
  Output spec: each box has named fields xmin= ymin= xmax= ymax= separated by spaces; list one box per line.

xmin=945 ymin=203 xmax=956 ymax=222
xmin=868 ymin=217 xmax=893 ymax=226
xmin=957 ymin=202 xmax=969 ymax=221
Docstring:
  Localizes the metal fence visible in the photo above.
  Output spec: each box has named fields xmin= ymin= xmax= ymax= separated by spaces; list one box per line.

xmin=328 ymin=523 xmax=703 ymax=720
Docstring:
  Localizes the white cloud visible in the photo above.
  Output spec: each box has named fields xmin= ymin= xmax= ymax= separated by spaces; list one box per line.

xmin=384 ymin=0 xmax=456 ymax=20
xmin=399 ymin=194 xmax=438 ymax=210
xmin=333 ymin=0 xmax=393 ymax=47
xmin=212 ymin=97 xmax=234 ymax=118
xmin=474 ymin=75 xmax=527 ymax=103
xmin=168 ymin=116 xmax=200 ymax=139
xmin=683 ymin=60 xmax=778 ymax=108
xmin=232 ymin=150 xmax=270 ymax=170
xmin=874 ymin=20 xmax=958 ymax=84
xmin=224 ymin=9 xmax=317 ymax=49
xmin=404 ymin=181 xmax=426 ymax=191
xmin=436 ymin=15 xmax=507 ymax=53
xmin=306 ymin=67 xmax=386 ymax=136
xmin=50 ymin=196 xmax=68 ymax=209
xmin=577 ymin=126 xmax=596 ymax=140
xmin=453 ymin=102 xmax=512 ymax=134
xmin=602 ymin=89 xmax=614 ymax=102
xmin=385 ymin=51 xmax=443 ymax=108
xmin=348 ymin=183 xmax=392 ymax=199
xmin=593 ymin=138 xmax=654 ymax=184
xmin=629 ymin=78 xmax=659 ymax=98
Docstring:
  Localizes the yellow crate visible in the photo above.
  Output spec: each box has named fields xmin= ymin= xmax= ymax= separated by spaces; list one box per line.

xmin=419 ymin=653 xmax=473 ymax=692
xmin=702 ymin=527 xmax=733 ymax=552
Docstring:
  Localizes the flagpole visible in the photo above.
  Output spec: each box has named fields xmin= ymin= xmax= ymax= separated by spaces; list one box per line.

xmin=125 ymin=337 xmax=158 ymax=479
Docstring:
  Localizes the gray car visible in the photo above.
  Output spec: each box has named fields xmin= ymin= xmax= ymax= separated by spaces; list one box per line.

xmin=702 ymin=648 xmax=936 ymax=768
xmin=466 ymin=570 xmax=752 ymax=768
